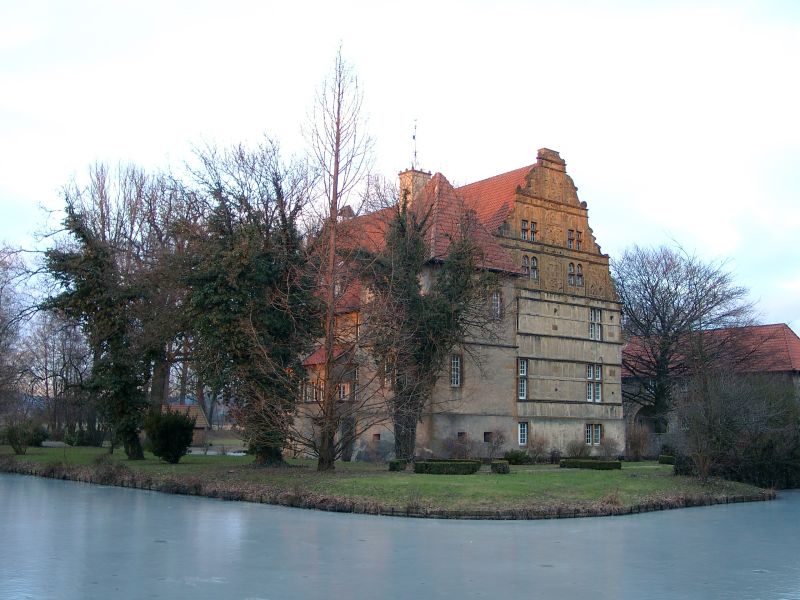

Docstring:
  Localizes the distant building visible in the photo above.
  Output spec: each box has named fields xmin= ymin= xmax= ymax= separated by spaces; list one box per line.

xmin=304 ymin=149 xmax=624 ymax=459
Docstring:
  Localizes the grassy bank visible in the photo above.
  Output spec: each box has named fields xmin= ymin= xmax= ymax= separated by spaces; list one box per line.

xmin=0 ymin=445 xmax=775 ymax=519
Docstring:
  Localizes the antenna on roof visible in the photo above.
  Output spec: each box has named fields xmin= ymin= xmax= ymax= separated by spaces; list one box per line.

xmin=412 ymin=119 xmax=418 ymax=170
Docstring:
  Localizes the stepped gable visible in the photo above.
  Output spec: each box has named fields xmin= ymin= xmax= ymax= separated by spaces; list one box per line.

xmin=457 ymin=164 xmax=532 ymax=232
xmin=412 ymin=172 xmax=519 ymax=274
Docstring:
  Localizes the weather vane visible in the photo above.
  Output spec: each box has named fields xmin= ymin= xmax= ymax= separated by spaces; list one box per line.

xmin=412 ymin=119 xmax=418 ymax=170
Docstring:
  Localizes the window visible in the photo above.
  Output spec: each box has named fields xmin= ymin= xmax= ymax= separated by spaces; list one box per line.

xmin=576 ymin=264 xmax=584 ymax=287
xmin=568 ymin=263 xmax=575 ymax=286
xmin=530 ymin=222 xmax=538 ymax=242
xmin=491 ymin=290 xmax=502 ymax=319
xmin=521 ymin=220 xmax=529 ymax=241
xmin=586 ymin=364 xmax=602 ymax=402
xmin=337 ymin=382 xmax=350 ymax=400
xmin=530 ymin=256 xmax=539 ymax=281
xmin=522 ymin=255 xmax=530 ymax=276
xmin=372 ymin=433 xmax=381 ymax=442
xmin=517 ymin=358 xmax=528 ymax=400
xmin=450 ymin=354 xmax=462 ymax=387
xmin=457 ymin=431 xmax=467 ymax=439
xmin=518 ymin=422 xmax=528 ymax=446
xmin=483 ymin=431 xmax=493 ymax=443
xmin=585 ymin=423 xmax=603 ymax=445
xmin=589 ymin=308 xmax=603 ymax=340
xmin=576 ymin=230 xmax=583 ymax=251
xmin=567 ymin=229 xmax=575 ymax=249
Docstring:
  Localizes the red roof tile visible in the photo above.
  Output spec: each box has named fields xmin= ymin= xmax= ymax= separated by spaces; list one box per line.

xmin=623 ymin=323 xmax=800 ymax=377
xmin=302 ymin=345 xmax=348 ymax=366
xmin=457 ymin=165 xmax=533 ymax=232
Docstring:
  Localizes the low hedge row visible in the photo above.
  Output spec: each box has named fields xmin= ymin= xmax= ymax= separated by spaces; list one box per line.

xmin=490 ymin=460 xmax=510 ymax=474
xmin=414 ymin=459 xmax=481 ymax=475
xmin=658 ymin=454 xmax=676 ymax=465
xmin=388 ymin=459 xmax=407 ymax=471
xmin=560 ymin=459 xmax=622 ymax=470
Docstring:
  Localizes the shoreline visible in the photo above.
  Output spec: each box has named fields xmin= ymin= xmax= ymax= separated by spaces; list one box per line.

xmin=0 ymin=457 xmax=777 ymax=521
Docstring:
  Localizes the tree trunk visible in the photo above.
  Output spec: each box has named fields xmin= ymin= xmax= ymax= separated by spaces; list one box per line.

xmin=122 ymin=429 xmax=144 ymax=460
xmin=149 ymin=350 xmax=170 ymax=408
xmin=317 ymin=414 xmax=337 ymax=471
xmin=394 ymin=408 xmax=418 ymax=462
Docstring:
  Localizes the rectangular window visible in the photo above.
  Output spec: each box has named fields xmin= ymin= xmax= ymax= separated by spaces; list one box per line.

xmin=517 ymin=358 xmax=528 ymax=400
xmin=450 ymin=354 xmax=462 ymax=387
xmin=518 ymin=422 xmax=528 ymax=446
xmin=567 ymin=229 xmax=574 ymax=249
xmin=491 ymin=290 xmax=502 ymax=319
xmin=585 ymin=423 xmax=603 ymax=445
xmin=521 ymin=220 xmax=529 ymax=241
xmin=586 ymin=364 xmax=602 ymax=402
xmin=576 ymin=230 xmax=582 ymax=251
xmin=589 ymin=308 xmax=603 ymax=341
xmin=457 ymin=431 xmax=467 ymax=439
xmin=530 ymin=222 xmax=537 ymax=242
xmin=337 ymin=382 xmax=350 ymax=400
xmin=372 ymin=433 xmax=381 ymax=442
xmin=483 ymin=431 xmax=493 ymax=443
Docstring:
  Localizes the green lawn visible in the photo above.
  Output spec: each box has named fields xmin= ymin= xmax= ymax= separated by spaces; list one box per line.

xmin=0 ymin=445 xmax=769 ymax=515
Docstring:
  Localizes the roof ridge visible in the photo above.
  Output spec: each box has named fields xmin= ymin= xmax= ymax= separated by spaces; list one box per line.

xmin=457 ymin=164 xmax=534 ymax=190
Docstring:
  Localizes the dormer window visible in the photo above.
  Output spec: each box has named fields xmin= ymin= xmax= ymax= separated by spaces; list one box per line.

xmin=567 ymin=229 xmax=575 ymax=249
xmin=521 ymin=220 xmax=529 ymax=241
xmin=568 ymin=263 xmax=575 ymax=286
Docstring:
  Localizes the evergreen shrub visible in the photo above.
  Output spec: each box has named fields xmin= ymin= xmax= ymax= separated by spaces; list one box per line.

xmin=388 ymin=459 xmax=407 ymax=471
xmin=490 ymin=460 xmax=510 ymax=474
xmin=658 ymin=454 xmax=676 ymax=465
xmin=144 ymin=410 xmax=195 ymax=464
xmin=502 ymin=449 xmax=532 ymax=465
xmin=414 ymin=459 xmax=481 ymax=475
xmin=560 ymin=459 xmax=622 ymax=470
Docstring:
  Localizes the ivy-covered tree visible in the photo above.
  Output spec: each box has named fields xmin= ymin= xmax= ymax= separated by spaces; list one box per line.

xmin=43 ymin=206 xmax=149 ymax=459
xmin=362 ymin=199 xmax=497 ymax=461
xmin=186 ymin=141 xmax=319 ymax=466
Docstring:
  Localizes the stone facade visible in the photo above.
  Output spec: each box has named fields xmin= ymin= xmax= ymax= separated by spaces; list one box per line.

xmin=313 ymin=149 xmax=624 ymax=460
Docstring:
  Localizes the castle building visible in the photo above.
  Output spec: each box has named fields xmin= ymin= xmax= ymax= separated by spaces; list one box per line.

xmin=306 ymin=148 xmax=624 ymax=458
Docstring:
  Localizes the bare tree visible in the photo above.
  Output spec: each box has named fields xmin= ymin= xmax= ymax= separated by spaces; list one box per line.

xmin=614 ymin=244 xmax=755 ymax=420
xmin=304 ymin=47 xmax=374 ymax=471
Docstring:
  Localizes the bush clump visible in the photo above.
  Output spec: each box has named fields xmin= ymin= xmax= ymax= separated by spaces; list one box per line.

xmin=502 ymin=449 xmax=532 ymax=465
xmin=144 ymin=410 xmax=195 ymax=464
xmin=658 ymin=454 xmax=676 ymax=465
xmin=560 ymin=459 xmax=622 ymax=470
xmin=388 ymin=459 xmax=407 ymax=472
xmin=414 ymin=459 xmax=481 ymax=475
xmin=490 ymin=460 xmax=510 ymax=474
xmin=1 ymin=421 xmax=49 ymax=455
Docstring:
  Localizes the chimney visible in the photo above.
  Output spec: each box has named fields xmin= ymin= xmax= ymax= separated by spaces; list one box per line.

xmin=398 ymin=168 xmax=431 ymax=210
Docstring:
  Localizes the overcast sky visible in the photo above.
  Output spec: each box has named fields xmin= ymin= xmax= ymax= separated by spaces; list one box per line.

xmin=1 ymin=0 xmax=798 ymax=331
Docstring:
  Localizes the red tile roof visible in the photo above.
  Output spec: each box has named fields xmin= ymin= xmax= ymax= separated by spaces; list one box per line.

xmin=302 ymin=345 xmax=348 ymax=366
xmin=457 ymin=165 xmax=533 ymax=232
xmin=623 ymin=323 xmax=800 ymax=377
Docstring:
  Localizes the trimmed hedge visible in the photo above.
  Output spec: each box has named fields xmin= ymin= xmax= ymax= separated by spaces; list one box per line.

xmin=414 ymin=459 xmax=481 ymax=475
xmin=502 ymin=449 xmax=532 ymax=465
xmin=388 ymin=459 xmax=407 ymax=472
xmin=658 ymin=454 xmax=676 ymax=465
xmin=490 ymin=460 xmax=510 ymax=474
xmin=560 ymin=459 xmax=622 ymax=470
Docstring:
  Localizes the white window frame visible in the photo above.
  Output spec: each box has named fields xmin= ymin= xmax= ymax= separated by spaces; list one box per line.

xmin=567 ymin=229 xmax=574 ymax=249
xmin=586 ymin=364 xmax=602 ymax=402
xmin=530 ymin=256 xmax=539 ymax=281
xmin=589 ymin=308 xmax=603 ymax=341
xmin=518 ymin=422 xmax=528 ymax=446
xmin=522 ymin=255 xmax=530 ymax=276
xmin=450 ymin=354 xmax=462 ymax=387
xmin=337 ymin=382 xmax=350 ymax=401
xmin=530 ymin=221 xmax=537 ymax=242
xmin=585 ymin=423 xmax=603 ymax=445
xmin=568 ymin=263 xmax=575 ymax=286
xmin=491 ymin=290 xmax=502 ymax=320
xmin=521 ymin=220 xmax=529 ymax=241
xmin=517 ymin=358 xmax=528 ymax=400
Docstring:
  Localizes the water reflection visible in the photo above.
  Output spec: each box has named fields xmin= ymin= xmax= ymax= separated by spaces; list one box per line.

xmin=0 ymin=474 xmax=798 ymax=599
